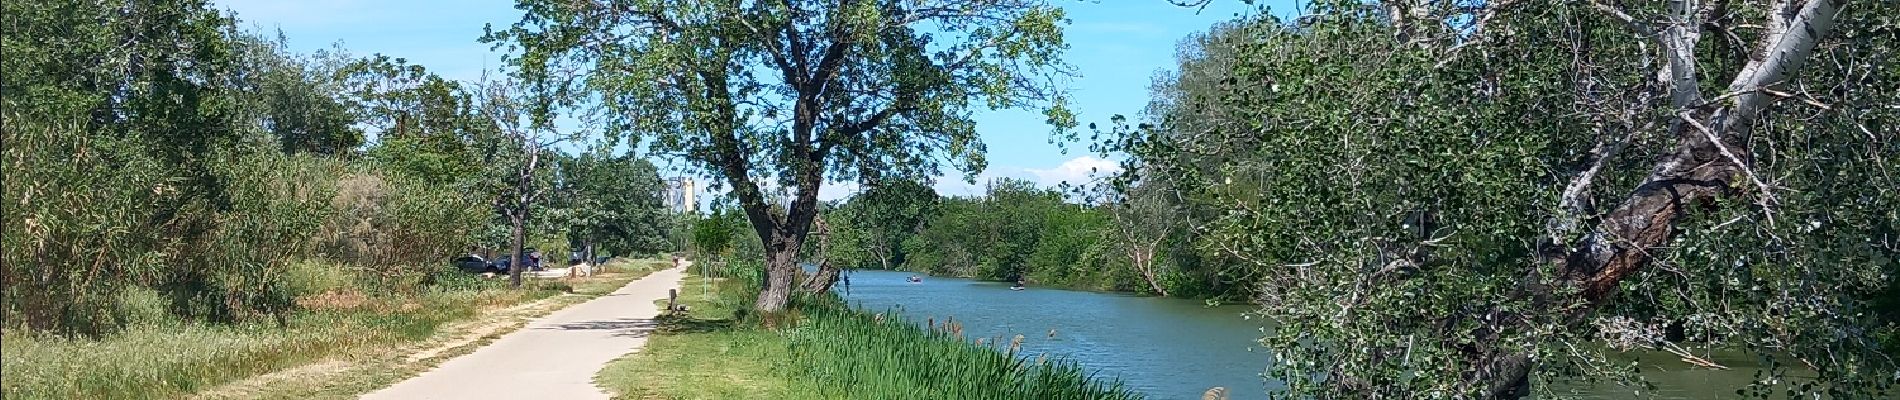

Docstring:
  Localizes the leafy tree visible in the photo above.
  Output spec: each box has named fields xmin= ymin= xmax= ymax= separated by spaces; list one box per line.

xmin=229 ymin=32 xmax=363 ymax=155
xmin=486 ymin=0 xmax=1075 ymax=312
xmin=1107 ymin=0 xmax=1899 ymax=398
xmin=3 ymin=0 xmax=254 ymax=334
xmin=1095 ymin=158 xmax=1187 ymax=296
xmin=552 ymin=152 xmax=675 ymax=258
xmin=830 ymin=179 xmax=941 ymax=270
xmin=346 ymin=57 xmax=489 ymax=186
xmin=468 ymin=79 xmax=569 ymax=288
xmin=902 ymin=197 xmax=988 ymax=277
xmin=900 ymin=178 xmax=1088 ymax=281
xmin=1023 ymin=202 xmax=1112 ymax=288
xmin=4 ymin=0 xmax=489 ymax=334
xmin=692 ymin=205 xmax=741 ymax=262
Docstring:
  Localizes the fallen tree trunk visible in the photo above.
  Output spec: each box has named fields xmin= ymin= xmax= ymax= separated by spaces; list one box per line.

xmin=1483 ymin=1 xmax=1845 ymax=397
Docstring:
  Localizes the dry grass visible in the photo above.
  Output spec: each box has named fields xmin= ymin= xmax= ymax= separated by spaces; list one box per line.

xmin=292 ymin=290 xmax=370 ymax=311
xmin=4 ymin=258 xmax=672 ymax=400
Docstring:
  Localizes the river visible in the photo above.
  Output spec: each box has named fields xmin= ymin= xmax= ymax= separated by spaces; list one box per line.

xmin=835 ymin=269 xmax=1769 ymax=399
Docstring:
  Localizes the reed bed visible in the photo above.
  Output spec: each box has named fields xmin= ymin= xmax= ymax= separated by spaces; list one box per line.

xmin=780 ymin=305 xmax=1140 ymax=400
xmin=601 ymin=265 xmax=1142 ymax=400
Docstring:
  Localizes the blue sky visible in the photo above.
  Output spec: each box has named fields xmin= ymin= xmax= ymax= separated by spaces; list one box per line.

xmin=214 ymin=0 xmax=1293 ymax=199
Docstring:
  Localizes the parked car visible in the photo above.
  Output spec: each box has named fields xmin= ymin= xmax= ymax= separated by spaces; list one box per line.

xmin=490 ymin=249 xmax=543 ymax=272
xmin=451 ymin=254 xmax=502 ymax=274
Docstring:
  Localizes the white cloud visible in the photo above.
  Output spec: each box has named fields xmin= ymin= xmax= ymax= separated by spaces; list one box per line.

xmin=1025 ymin=156 xmax=1122 ymax=187
xmin=817 ymin=181 xmax=861 ymax=202
xmin=924 ymin=156 xmax=1121 ymax=198
xmin=930 ymin=168 xmax=1013 ymax=197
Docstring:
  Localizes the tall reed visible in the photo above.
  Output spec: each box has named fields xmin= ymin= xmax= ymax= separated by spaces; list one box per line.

xmin=693 ymin=261 xmax=1141 ymax=399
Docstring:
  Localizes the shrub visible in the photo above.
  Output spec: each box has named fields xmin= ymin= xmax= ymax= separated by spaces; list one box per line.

xmin=2 ymin=117 xmax=172 ymax=335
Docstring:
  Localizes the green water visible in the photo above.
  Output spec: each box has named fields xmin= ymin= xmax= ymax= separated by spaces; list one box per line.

xmin=838 ymin=269 xmax=1769 ymax=399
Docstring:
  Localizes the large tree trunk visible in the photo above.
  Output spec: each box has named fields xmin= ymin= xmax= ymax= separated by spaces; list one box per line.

xmin=803 ymin=261 xmax=841 ymax=294
xmin=755 ymin=237 xmax=801 ymax=312
xmin=1552 ymin=0 xmax=1842 ymax=322
xmin=1477 ymin=1 xmax=1844 ymax=398
xmin=508 ymin=212 xmax=526 ymax=288
xmin=799 ymin=214 xmax=839 ymax=294
xmin=1132 ymin=244 xmax=1169 ymax=296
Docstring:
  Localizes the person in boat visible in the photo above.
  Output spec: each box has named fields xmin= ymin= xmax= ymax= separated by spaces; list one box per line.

xmin=1010 ymin=279 xmax=1026 ymax=290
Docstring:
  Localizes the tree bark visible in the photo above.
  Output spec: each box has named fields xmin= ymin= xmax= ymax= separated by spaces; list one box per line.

xmin=1556 ymin=0 xmax=1841 ymax=307
xmin=508 ymin=212 xmax=526 ymax=288
xmin=800 ymin=215 xmax=840 ymax=294
xmin=1132 ymin=244 xmax=1169 ymax=296
xmin=754 ymin=237 xmax=802 ymax=312
xmin=803 ymin=261 xmax=841 ymax=294
xmin=506 ymin=143 xmax=541 ymax=288
xmin=1480 ymin=1 xmax=1844 ymax=398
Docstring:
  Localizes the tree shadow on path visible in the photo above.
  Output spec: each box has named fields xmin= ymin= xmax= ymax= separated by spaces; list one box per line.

xmin=542 ymin=318 xmax=660 ymax=338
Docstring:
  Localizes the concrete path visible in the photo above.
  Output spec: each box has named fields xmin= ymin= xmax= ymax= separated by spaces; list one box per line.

xmin=362 ymin=265 xmax=687 ymax=400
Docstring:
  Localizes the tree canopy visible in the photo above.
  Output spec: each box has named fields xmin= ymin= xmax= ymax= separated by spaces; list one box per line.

xmin=1099 ymin=0 xmax=1899 ymax=397
xmin=3 ymin=0 xmax=680 ymax=334
xmin=486 ymin=0 xmax=1075 ymax=311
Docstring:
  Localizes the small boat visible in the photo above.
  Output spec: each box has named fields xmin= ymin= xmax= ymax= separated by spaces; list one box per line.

xmin=1009 ymin=286 xmax=1026 ymax=291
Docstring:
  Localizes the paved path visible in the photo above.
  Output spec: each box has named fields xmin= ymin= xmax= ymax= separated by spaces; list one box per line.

xmin=363 ymin=265 xmax=687 ymax=400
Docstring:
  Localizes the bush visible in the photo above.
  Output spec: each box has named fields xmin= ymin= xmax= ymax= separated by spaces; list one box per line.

xmin=2 ymin=114 xmax=493 ymax=335
xmin=281 ymin=259 xmax=356 ymax=298
xmin=3 ymin=117 xmax=173 ymax=335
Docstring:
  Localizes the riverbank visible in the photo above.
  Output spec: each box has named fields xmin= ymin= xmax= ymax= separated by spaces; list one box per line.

xmin=596 ymin=265 xmax=1140 ymax=399
xmin=837 ymin=269 xmax=1812 ymax=400
xmin=1 ymin=258 xmax=671 ymax=400
xmin=852 ymin=267 xmax=1253 ymax=305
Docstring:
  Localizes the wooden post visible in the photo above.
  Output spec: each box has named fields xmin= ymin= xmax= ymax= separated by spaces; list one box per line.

xmin=665 ymin=288 xmax=679 ymax=316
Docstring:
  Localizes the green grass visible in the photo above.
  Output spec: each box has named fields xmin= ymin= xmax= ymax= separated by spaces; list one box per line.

xmin=596 ymin=269 xmax=1140 ymax=400
xmin=598 ymin=273 xmax=802 ymax=399
xmin=1 ymin=258 xmax=672 ymax=400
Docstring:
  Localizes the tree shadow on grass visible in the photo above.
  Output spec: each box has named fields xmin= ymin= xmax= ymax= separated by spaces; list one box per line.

xmin=654 ymin=314 xmax=737 ymax=334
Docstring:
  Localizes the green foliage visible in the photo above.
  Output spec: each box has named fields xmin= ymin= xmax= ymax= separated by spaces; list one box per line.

xmin=600 ymin=270 xmax=1141 ymax=400
xmin=486 ymin=0 xmax=1076 ymax=311
xmin=3 ymin=117 xmax=175 ymax=334
xmin=551 ymin=152 xmax=675 ymax=256
xmin=828 ymin=179 xmax=941 ymax=270
xmin=230 ymin=32 xmax=363 ymax=155
xmin=817 ymin=177 xmax=1172 ymax=293
xmin=692 ymin=205 xmax=745 ymax=261
xmin=872 ymin=179 xmax=1112 ymax=287
xmin=782 ymin=304 xmax=1141 ymax=400
xmin=1023 ymin=206 xmax=1119 ymax=291
xmin=1099 ymin=1 xmax=1900 ymax=397
xmin=0 ymin=0 xmax=634 ymax=337
xmin=484 ymin=0 xmax=1072 ymax=186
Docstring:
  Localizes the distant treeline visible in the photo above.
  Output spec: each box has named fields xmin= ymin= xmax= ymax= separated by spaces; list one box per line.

xmin=758 ymin=177 xmax=1244 ymax=300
